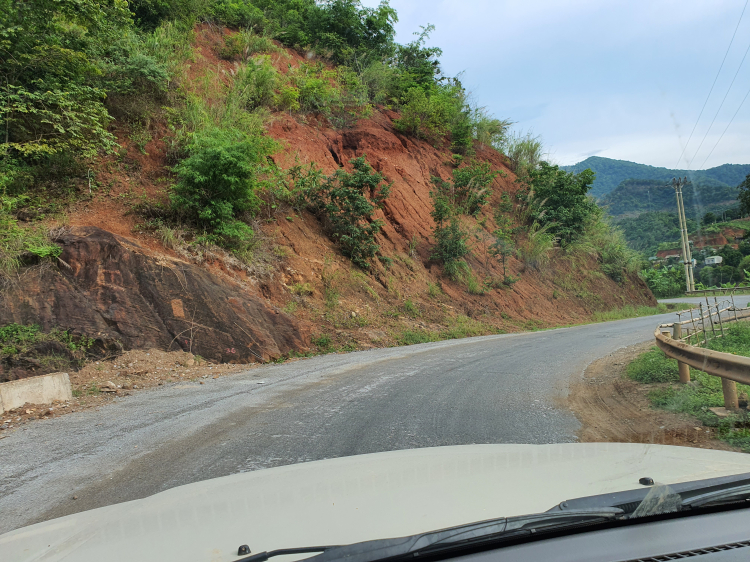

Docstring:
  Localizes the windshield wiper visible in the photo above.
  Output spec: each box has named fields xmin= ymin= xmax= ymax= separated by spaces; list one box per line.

xmin=237 ymin=508 xmax=622 ymax=562
xmin=682 ymin=483 xmax=750 ymax=509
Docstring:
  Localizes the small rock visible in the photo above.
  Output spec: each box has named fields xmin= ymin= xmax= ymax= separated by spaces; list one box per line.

xmin=351 ymin=311 xmax=357 ymax=318
xmin=25 ymin=409 xmax=32 ymax=415
xmin=72 ymin=496 xmax=78 ymax=500
xmin=200 ymin=381 xmax=204 ymax=385
xmin=122 ymin=383 xmax=132 ymax=390
xmin=104 ymin=381 xmax=117 ymax=389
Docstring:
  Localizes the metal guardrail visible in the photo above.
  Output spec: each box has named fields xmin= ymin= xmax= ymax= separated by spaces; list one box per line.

xmin=655 ymin=296 xmax=750 ymax=410
xmin=686 ymin=287 xmax=750 ymax=297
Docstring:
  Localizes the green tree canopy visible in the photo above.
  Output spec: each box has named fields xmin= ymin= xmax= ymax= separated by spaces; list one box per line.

xmin=527 ymin=162 xmax=598 ymax=244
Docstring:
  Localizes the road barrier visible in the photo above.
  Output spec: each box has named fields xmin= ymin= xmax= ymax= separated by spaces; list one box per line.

xmin=0 ymin=372 xmax=73 ymax=414
xmin=655 ymin=296 xmax=750 ymax=410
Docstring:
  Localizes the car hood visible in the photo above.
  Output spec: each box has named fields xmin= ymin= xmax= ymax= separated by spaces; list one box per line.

xmin=3 ymin=443 xmax=750 ymax=562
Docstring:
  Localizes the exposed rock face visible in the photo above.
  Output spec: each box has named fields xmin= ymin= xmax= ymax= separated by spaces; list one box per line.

xmin=0 ymin=227 xmax=309 ymax=364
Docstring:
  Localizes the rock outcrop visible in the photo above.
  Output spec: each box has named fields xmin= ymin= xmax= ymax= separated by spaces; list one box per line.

xmin=0 ymin=227 xmax=309 ymax=364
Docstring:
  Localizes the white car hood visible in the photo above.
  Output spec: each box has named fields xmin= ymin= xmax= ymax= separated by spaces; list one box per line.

xmin=3 ymin=443 xmax=750 ymax=562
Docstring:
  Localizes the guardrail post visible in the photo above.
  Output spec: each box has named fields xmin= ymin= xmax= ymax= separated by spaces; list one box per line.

xmin=722 ymin=379 xmax=739 ymax=410
xmin=672 ymin=323 xmax=691 ymax=383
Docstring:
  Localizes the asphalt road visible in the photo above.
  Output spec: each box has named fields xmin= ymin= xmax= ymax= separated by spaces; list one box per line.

xmin=0 ymin=301 xmax=700 ymax=534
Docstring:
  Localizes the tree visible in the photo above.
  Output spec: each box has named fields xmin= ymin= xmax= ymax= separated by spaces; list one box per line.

xmin=702 ymin=211 xmax=716 ymax=225
xmin=0 ymin=0 xmax=133 ymax=159
xmin=527 ymin=162 xmax=598 ymax=244
xmin=739 ymin=173 xmax=750 ymax=216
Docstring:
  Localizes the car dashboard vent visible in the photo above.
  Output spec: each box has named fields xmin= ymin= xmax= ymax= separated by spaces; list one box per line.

xmin=621 ymin=540 xmax=750 ymax=561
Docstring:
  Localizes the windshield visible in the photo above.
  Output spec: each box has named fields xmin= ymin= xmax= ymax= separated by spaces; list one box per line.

xmin=1 ymin=1 xmax=750 ymax=561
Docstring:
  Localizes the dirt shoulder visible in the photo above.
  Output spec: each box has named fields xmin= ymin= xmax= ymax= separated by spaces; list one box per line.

xmin=567 ymin=341 xmax=737 ymax=451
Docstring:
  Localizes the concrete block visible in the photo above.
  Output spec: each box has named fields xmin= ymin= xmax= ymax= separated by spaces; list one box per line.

xmin=0 ymin=372 xmax=73 ymax=414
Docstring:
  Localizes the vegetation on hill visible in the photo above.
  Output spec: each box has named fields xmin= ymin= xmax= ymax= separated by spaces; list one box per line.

xmin=561 ymin=156 xmax=750 ymax=200
xmin=0 ymin=0 xmax=657 ymax=362
xmin=600 ymin=177 xmax=740 ymax=219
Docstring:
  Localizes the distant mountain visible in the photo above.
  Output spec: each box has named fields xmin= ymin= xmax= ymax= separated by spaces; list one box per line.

xmin=600 ymin=177 xmax=739 ymax=219
xmin=561 ymin=156 xmax=750 ymax=199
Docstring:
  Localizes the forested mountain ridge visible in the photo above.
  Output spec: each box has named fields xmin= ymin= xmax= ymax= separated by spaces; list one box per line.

xmin=561 ymin=156 xmax=750 ymax=199
xmin=600 ymin=177 xmax=739 ymax=219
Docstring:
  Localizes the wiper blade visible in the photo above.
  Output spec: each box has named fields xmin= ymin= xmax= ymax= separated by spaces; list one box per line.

xmin=683 ymin=483 xmax=750 ymax=509
xmin=259 ymin=508 xmax=622 ymax=562
xmin=239 ymin=546 xmax=337 ymax=562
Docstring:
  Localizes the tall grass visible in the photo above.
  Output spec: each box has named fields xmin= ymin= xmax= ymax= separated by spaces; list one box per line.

xmin=565 ymin=212 xmax=641 ymax=282
xmin=501 ymin=130 xmax=544 ymax=175
xmin=517 ymin=221 xmax=553 ymax=269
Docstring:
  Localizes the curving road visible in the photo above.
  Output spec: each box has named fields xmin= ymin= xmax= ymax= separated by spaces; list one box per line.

xmin=0 ymin=302 xmax=699 ymax=534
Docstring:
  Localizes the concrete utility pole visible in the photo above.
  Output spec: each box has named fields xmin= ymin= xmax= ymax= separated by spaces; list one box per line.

xmin=672 ymin=177 xmax=695 ymax=292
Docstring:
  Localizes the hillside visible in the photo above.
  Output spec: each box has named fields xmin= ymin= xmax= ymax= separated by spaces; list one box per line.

xmin=561 ymin=156 xmax=750 ymax=200
xmin=600 ymin=177 xmax=739 ymax=219
xmin=0 ymin=1 xmax=655 ymax=381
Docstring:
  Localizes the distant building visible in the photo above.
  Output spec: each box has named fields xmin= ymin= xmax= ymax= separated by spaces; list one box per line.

xmin=705 ymin=256 xmax=723 ymax=265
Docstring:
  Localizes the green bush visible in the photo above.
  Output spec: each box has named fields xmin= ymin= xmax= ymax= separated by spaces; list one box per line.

xmin=431 ymin=218 xmax=470 ymax=281
xmin=171 ymin=127 xmax=276 ymax=248
xmin=210 ymin=0 xmax=266 ymax=29
xmin=283 ymin=64 xmax=370 ymax=128
xmin=527 ymin=162 xmax=599 ymax=245
xmin=234 ymin=56 xmax=278 ymax=109
xmin=308 ymin=156 xmax=392 ymax=269
xmin=642 ymin=265 xmax=686 ymax=298
xmin=394 ymin=86 xmax=454 ymax=141
xmin=0 ymin=196 xmax=62 ymax=278
xmin=626 ymin=347 xmax=680 ymax=383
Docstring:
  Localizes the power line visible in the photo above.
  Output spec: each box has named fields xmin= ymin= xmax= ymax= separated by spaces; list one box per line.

xmin=676 ymin=0 xmax=748 ymax=168
xmin=688 ymin=33 xmax=750 ymax=168
xmin=698 ymin=82 xmax=750 ymax=169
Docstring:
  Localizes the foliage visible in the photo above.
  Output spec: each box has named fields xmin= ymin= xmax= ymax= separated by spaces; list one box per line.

xmin=600 ymin=177 xmax=740 ymax=220
xmin=282 ymin=63 xmax=371 ymax=128
xmin=234 ymin=56 xmax=279 ymax=110
xmin=567 ymin=209 xmax=641 ymax=282
xmin=0 ymin=196 xmax=62 ymax=278
xmin=615 ymin=211 xmax=697 ymax=257
xmin=626 ymin=347 xmax=680 ymax=383
xmin=739 ymin=173 xmax=750 ymax=216
xmin=641 ymin=265 xmax=685 ymax=298
xmin=431 ymin=161 xmax=498 ymax=216
xmin=171 ymin=127 xmax=276 ymax=248
xmin=393 ymin=85 xmax=456 ymax=141
xmin=501 ymin=131 xmax=544 ymax=177
xmin=517 ymin=221 xmax=553 ymax=270
xmin=0 ymin=0 xmax=137 ymax=159
xmin=219 ymin=30 xmax=278 ymax=60
xmin=527 ymin=162 xmax=598 ymax=244
xmin=431 ymin=218 xmax=470 ymax=280
xmin=308 ymin=156 xmax=391 ymax=269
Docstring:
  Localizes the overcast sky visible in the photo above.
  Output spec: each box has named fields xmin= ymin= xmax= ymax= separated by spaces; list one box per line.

xmin=362 ymin=0 xmax=750 ymax=169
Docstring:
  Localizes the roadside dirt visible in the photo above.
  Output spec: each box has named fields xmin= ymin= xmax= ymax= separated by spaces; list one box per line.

xmin=568 ymin=341 xmax=737 ymax=451
xmin=0 ymin=349 xmax=252 ymax=435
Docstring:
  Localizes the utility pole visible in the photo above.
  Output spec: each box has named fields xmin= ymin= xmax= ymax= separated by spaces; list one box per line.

xmin=672 ymin=177 xmax=695 ymax=292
